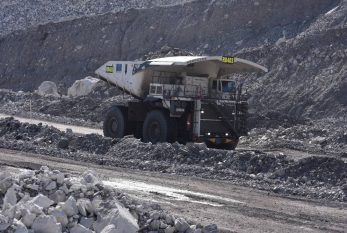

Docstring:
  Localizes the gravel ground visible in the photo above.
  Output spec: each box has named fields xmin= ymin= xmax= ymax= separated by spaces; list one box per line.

xmin=0 ymin=117 xmax=346 ymax=202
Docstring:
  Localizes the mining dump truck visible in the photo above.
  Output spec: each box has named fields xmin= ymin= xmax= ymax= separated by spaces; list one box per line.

xmin=95 ymin=56 xmax=267 ymax=149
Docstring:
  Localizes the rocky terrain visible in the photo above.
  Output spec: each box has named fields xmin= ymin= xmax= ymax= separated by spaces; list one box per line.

xmin=0 ymin=166 xmax=215 ymax=233
xmin=0 ymin=0 xmax=345 ymax=120
xmin=240 ymin=118 xmax=347 ymax=157
xmin=0 ymin=0 xmax=194 ymax=37
xmin=0 ymin=117 xmax=345 ymax=203
xmin=0 ymin=0 xmax=346 ymax=231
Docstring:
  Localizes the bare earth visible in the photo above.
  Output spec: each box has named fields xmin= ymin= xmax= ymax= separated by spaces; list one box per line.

xmin=0 ymin=149 xmax=346 ymax=233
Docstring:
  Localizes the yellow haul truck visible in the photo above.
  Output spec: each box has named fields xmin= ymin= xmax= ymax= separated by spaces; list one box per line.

xmin=96 ymin=56 xmax=267 ymax=149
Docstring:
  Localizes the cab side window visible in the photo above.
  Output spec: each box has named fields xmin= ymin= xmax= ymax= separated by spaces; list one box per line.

xmin=116 ymin=64 xmax=122 ymax=72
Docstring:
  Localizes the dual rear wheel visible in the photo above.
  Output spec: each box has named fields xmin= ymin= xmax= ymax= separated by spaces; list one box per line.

xmin=103 ymin=107 xmax=173 ymax=143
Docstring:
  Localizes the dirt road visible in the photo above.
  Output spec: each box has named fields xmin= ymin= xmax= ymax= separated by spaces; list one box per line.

xmin=0 ymin=113 xmax=102 ymax=135
xmin=0 ymin=148 xmax=346 ymax=233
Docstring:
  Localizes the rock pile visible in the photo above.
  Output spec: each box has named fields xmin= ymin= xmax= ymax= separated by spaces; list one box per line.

xmin=0 ymin=166 xmax=215 ymax=233
xmin=0 ymin=85 xmax=125 ymax=128
xmin=0 ymin=118 xmax=346 ymax=202
xmin=240 ymin=119 xmax=347 ymax=157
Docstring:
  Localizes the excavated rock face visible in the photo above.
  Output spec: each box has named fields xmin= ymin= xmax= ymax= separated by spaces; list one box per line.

xmin=237 ymin=2 xmax=347 ymax=119
xmin=0 ymin=0 xmax=339 ymax=85
xmin=0 ymin=0 xmax=195 ymax=38
xmin=0 ymin=0 xmax=344 ymax=121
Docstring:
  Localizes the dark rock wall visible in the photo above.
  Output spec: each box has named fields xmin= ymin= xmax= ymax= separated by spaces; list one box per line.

xmin=0 ymin=0 xmax=345 ymax=119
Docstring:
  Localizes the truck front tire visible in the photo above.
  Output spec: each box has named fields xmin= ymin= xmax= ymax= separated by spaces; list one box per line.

xmin=142 ymin=110 xmax=169 ymax=143
xmin=103 ymin=106 xmax=126 ymax=138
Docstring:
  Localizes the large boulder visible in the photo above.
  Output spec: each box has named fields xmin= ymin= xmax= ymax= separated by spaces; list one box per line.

xmin=31 ymin=215 xmax=62 ymax=233
xmin=37 ymin=81 xmax=60 ymax=97
xmin=67 ymin=77 xmax=100 ymax=97
xmin=93 ymin=202 xmax=139 ymax=233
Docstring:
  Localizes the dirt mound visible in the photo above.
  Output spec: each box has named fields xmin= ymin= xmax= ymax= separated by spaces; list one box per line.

xmin=272 ymin=157 xmax=346 ymax=186
xmin=240 ymin=119 xmax=347 ymax=157
xmin=0 ymin=87 xmax=128 ymax=127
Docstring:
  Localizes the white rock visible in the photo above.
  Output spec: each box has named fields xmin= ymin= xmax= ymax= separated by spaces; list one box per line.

xmin=67 ymin=77 xmax=99 ymax=97
xmin=45 ymin=181 xmax=57 ymax=191
xmin=18 ymin=170 xmax=35 ymax=180
xmin=37 ymin=81 xmax=60 ymax=97
xmin=100 ymin=224 xmax=118 ymax=233
xmin=50 ymin=190 xmax=66 ymax=204
xmin=164 ymin=214 xmax=174 ymax=225
xmin=93 ymin=202 xmax=139 ymax=233
xmin=174 ymin=218 xmax=190 ymax=232
xmin=81 ymin=171 xmax=100 ymax=186
xmin=0 ymin=175 xmax=13 ymax=193
xmin=91 ymin=196 xmax=102 ymax=213
xmin=80 ymin=217 xmax=94 ymax=229
xmin=29 ymin=194 xmax=54 ymax=209
xmin=164 ymin=226 xmax=176 ymax=233
xmin=0 ymin=213 xmax=11 ymax=231
xmin=54 ymin=173 xmax=65 ymax=184
xmin=150 ymin=219 xmax=160 ymax=230
xmin=150 ymin=211 xmax=160 ymax=220
xmin=69 ymin=179 xmax=85 ymax=192
xmin=62 ymin=196 xmax=78 ymax=216
xmin=27 ymin=184 xmax=39 ymax=191
xmin=77 ymin=198 xmax=93 ymax=216
xmin=70 ymin=224 xmax=94 ymax=233
xmin=21 ymin=209 xmax=37 ymax=227
xmin=51 ymin=209 xmax=68 ymax=227
xmin=59 ymin=184 xmax=70 ymax=194
xmin=22 ymin=202 xmax=43 ymax=215
xmin=14 ymin=219 xmax=28 ymax=233
xmin=32 ymin=215 xmax=62 ymax=233
xmin=3 ymin=186 xmax=17 ymax=208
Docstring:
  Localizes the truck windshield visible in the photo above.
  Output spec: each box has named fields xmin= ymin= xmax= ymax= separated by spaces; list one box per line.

xmin=221 ymin=81 xmax=235 ymax=93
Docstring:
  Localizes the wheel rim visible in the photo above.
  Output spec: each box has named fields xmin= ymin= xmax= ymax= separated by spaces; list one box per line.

xmin=148 ymin=121 xmax=161 ymax=142
xmin=111 ymin=117 xmax=119 ymax=134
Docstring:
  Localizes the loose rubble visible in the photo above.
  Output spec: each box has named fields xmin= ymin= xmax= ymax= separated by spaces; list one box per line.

xmin=0 ymin=84 xmax=126 ymax=128
xmin=0 ymin=166 xmax=213 ymax=233
xmin=240 ymin=118 xmax=347 ymax=157
xmin=0 ymin=118 xmax=346 ymax=202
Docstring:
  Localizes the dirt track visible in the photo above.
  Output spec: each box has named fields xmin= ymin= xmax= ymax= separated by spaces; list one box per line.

xmin=1 ymin=148 xmax=346 ymax=233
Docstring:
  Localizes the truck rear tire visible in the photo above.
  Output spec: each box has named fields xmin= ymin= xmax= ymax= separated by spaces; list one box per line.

xmin=103 ymin=106 xmax=126 ymax=138
xmin=142 ymin=110 xmax=169 ymax=143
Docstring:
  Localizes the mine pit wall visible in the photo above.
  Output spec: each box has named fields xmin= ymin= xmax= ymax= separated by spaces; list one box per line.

xmin=0 ymin=0 xmax=339 ymax=91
